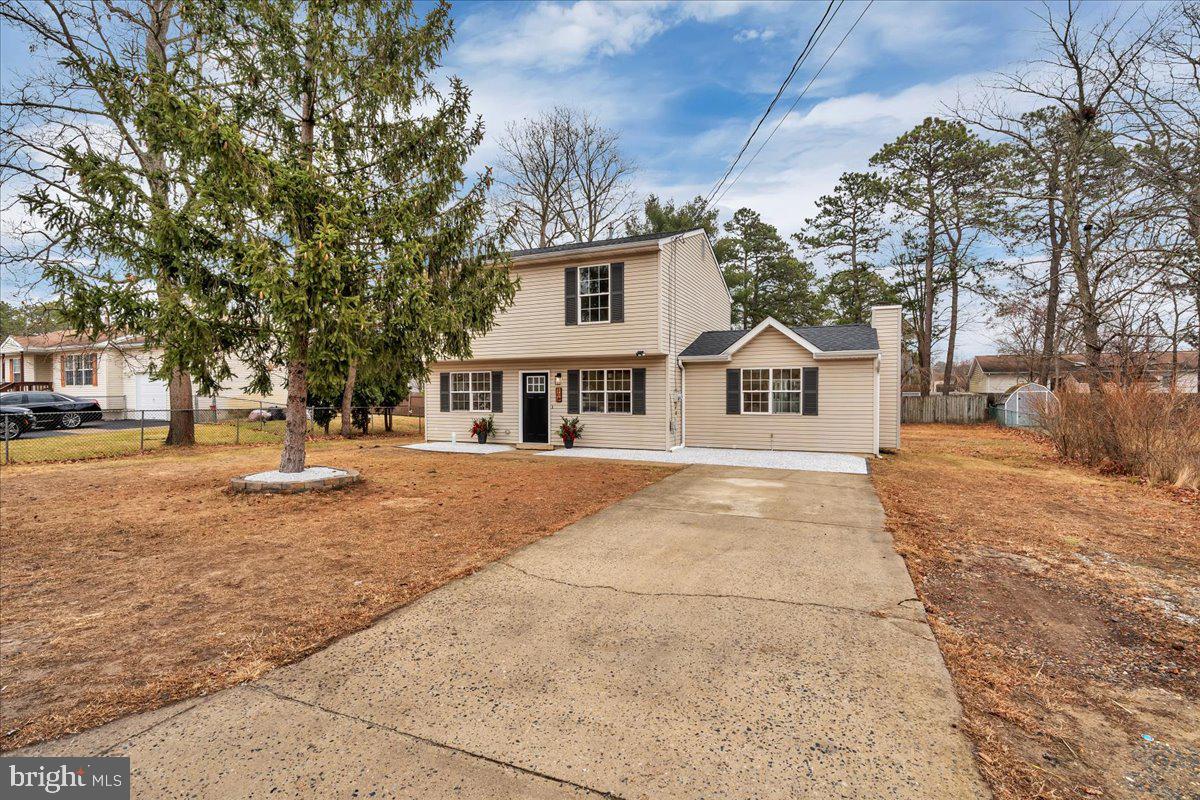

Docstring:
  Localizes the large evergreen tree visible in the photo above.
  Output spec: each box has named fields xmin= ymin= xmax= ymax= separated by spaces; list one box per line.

xmin=0 ymin=0 xmax=241 ymax=445
xmin=716 ymin=208 xmax=823 ymax=329
xmin=182 ymin=0 xmax=517 ymax=472
xmin=795 ymin=171 xmax=895 ymax=324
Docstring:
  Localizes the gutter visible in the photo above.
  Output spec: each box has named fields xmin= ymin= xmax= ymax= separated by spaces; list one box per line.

xmin=507 ymin=242 xmax=660 ymax=267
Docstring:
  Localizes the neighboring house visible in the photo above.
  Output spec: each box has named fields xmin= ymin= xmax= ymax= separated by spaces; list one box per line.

xmin=424 ymin=229 xmax=901 ymax=456
xmin=0 ymin=331 xmax=287 ymax=411
xmin=967 ymin=351 xmax=1199 ymax=395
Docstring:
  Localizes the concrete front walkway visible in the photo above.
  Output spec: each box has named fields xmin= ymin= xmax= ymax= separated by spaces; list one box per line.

xmin=25 ymin=465 xmax=987 ymax=799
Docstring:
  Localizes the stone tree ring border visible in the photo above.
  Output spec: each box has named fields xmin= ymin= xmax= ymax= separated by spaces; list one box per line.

xmin=229 ymin=466 xmax=362 ymax=494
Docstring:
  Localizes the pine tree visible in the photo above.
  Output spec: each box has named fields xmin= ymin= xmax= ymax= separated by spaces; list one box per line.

xmin=795 ymin=172 xmax=894 ymax=324
xmin=626 ymin=195 xmax=719 ymax=243
xmin=716 ymin=208 xmax=823 ymax=328
xmin=181 ymin=0 xmax=518 ymax=472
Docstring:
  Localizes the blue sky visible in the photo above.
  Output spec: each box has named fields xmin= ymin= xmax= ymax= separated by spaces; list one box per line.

xmin=0 ymin=1 xmax=1136 ymax=359
xmin=439 ymin=0 xmax=1065 ymax=359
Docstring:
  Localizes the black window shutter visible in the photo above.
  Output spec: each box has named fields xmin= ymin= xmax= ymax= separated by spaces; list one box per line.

xmin=631 ymin=367 xmax=645 ymax=414
xmin=491 ymin=371 xmax=503 ymax=413
xmin=726 ymin=369 xmax=740 ymax=415
xmin=564 ymin=267 xmax=578 ymax=326
xmin=567 ymin=369 xmax=580 ymax=414
xmin=803 ymin=367 xmax=818 ymax=416
xmin=610 ymin=262 xmax=625 ymax=323
xmin=439 ymin=372 xmax=450 ymax=412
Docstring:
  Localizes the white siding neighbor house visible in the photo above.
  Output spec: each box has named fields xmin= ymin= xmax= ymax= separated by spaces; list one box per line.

xmin=424 ymin=229 xmax=902 ymax=456
xmin=1 ymin=331 xmax=287 ymax=411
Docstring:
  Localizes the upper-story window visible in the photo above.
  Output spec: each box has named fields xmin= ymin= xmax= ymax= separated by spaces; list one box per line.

xmin=64 ymin=353 xmax=96 ymax=386
xmin=578 ymin=265 xmax=610 ymax=324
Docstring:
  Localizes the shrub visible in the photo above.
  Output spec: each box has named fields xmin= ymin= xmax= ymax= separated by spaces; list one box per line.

xmin=1041 ymin=383 xmax=1200 ymax=489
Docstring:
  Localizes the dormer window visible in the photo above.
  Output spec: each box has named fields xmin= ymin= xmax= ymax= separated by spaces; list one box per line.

xmin=578 ymin=264 xmax=610 ymax=324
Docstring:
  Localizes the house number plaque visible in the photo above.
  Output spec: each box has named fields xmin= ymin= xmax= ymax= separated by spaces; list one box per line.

xmin=555 ymin=387 xmax=562 ymax=403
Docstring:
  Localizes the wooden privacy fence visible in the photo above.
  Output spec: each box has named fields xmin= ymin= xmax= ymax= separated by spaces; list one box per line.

xmin=902 ymin=394 xmax=989 ymax=424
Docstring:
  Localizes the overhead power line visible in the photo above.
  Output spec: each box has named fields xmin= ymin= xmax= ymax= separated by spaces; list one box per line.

xmin=710 ymin=0 xmax=875 ymax=211
xmin=701 ymin=0 xmax=842 ymax=212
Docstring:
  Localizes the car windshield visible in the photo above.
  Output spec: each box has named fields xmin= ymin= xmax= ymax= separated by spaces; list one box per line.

xmin=0 ymin=393 xmax=22 ymax=404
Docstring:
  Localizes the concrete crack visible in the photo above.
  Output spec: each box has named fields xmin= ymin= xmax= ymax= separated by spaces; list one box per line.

xmin=252 ymin=685 xmax=628 ymax=800
xmin=497 ymin=561 xmax=933 ymax=639
xmin=97 ymin=700 xmax=201 ymax=756
xmin=618 ymin=500 xmax=886 ymax=532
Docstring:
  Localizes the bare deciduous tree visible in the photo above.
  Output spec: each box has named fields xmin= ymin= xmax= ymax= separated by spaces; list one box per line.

xmin=1122 ymin=1 xmax=1200 ymax=351
xmin=977 ymin=2 xmax=1161 ymax=387
xmin=493 ymin=106 xmax=635 ymax=248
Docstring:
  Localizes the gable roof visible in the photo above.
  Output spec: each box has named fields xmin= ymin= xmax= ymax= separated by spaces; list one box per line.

xmin=2 ymin=330 xmax=142 ymax=352
xmin=973 ymin=351 xmax=1198 ymax=375
xmin=506 ymin=228 xmax=705 ymax=260
xmin=680 ymin=319 xmax=879 ymax=359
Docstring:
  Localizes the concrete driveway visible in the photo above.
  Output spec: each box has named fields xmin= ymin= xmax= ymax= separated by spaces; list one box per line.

xmin=24 ymin=464 xmax=987 ymax=799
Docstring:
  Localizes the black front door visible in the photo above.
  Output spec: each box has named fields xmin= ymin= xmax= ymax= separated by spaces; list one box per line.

xmin=521 ymin=372 xmax=549 ymax=443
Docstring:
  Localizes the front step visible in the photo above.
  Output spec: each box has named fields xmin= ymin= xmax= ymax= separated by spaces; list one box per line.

xmin=514 ymin=442 xmax=554 ymax=451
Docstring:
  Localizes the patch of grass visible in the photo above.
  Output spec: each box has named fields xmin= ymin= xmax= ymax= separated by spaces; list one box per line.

xmin=873 ymin=424 xmax=1200 ymax=799
xmin=2 ymin=415 xmax=422 ymax=464
xmin=0 ymin=441 xmax=677 ymax=750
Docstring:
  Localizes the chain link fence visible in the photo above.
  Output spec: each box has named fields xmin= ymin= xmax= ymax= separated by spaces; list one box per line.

xmin=0 ymin=406 xmax=424 ymax=465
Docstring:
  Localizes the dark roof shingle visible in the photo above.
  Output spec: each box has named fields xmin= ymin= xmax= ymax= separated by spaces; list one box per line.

xmin=680 ymin=322 xmax=879 ymax=357
xmin=506 ymin=229 xmax=703 ymax=259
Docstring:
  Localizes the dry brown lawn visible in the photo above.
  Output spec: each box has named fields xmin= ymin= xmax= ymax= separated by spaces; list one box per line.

xmin=873 ymin=424 xmax=1199 ymax=800
xmin=0 ymin=437 xmax=676 ymax=750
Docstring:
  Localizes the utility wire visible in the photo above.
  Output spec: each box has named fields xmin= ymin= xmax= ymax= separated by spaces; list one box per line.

xmin=710 ymin=0 xmax=874 ymax=211
xmin=701 ymin=0 xmax=842 ymax=212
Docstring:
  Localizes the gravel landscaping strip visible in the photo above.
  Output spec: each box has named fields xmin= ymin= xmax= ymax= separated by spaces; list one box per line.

xmin=537 ymin=445 xmax=868 ymax=474
xmin=403 ymin=442 xmax=514 ymax=454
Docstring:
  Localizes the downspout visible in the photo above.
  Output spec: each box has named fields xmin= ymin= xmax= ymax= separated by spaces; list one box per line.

xmin=676 ymin=363 xmax=686 ymax=450
xmin=873 ymin=356 xmax=881 ymax=458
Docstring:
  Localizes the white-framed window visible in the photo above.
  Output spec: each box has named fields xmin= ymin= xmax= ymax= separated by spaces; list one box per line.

xmin=525 ymin=374 xmax=546 ymax=394
xmin=741 ymin=368 xmax=770 ymax=414
xmin=578 ymin=264 xmax=610 ymax=324
xmin=64 ymin=353 xmax=95 ymax=386
xmin=450 ymin=371 xmax=491 ymax=411
xmin=742 ymin=367 xmax=808 ymax=414
xmin=771 ymin=368 xmax=804 ymax=413
xmin=580 ymin=368 xmax=632 ymax=414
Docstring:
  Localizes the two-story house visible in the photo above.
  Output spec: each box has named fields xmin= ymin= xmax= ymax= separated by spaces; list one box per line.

xmin=424 ymin=229 xmax=901 ymax=456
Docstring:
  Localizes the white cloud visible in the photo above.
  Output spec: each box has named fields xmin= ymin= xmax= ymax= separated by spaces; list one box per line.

xmin=456 ymin=2 xmax=669 ymax=71
xmin=734 ymin=28 xmax=777 ymax=43
xmin=454 ymin=0 xmax=784 ymax=71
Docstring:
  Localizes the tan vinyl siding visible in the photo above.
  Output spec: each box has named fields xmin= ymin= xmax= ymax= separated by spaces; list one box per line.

xmin=425 ymin=356 xmax=669 ymax=450
xmin=683 ymin=328 xmax=877 ymax=454
xmin=51 ymin=349 xmax=124 ymax=409
xmin=662 ymin=232 xmax=732 ymax=446
xmin=469 ymin=248 xmax=662 ymax=360
xmin=968 ymin=364 xmax=988 ymax=394
xmin=870 ymin=305 xmax=901 ymax=451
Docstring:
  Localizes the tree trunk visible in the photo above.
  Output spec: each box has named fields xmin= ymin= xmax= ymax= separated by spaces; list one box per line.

xmin=340 ymin=359 xmax=356 ymax=437
xmin=941 ymin=268 xmax=959 ymax=396
xmin=145 ymin=1 xmax=196 ymax=447
xmin=921 ymin=208 xmax=936 ymax=396
xmin=279 ymin=343 xmax=309 ymax=473
xmin=1037 ymin=200 xmax=1063 ymax=386
xmin=278 ymin=17 xmax=317 ymax=473
xmin=163 ymin=367 xmax=195 ymax=446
